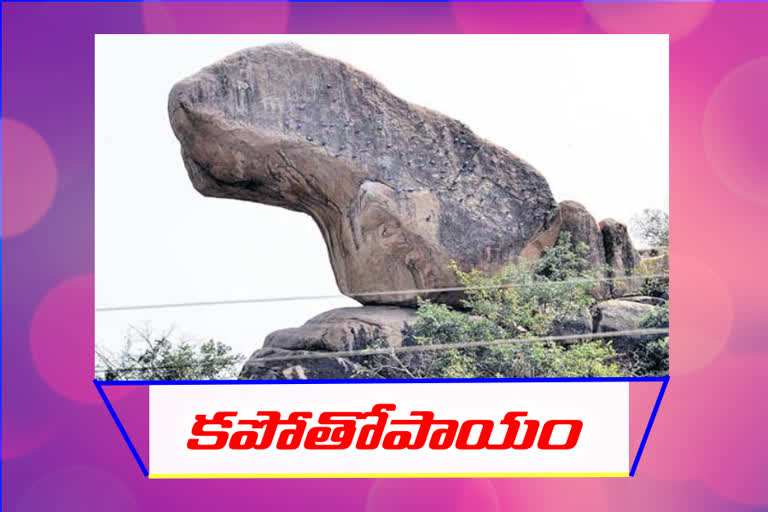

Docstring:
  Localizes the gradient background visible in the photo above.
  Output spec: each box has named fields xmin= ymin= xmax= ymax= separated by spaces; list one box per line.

xmin=2 ymin=1 xmax=767 ymax=510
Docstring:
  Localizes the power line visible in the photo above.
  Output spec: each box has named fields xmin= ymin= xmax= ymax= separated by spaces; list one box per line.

xmin=94 ymin=327 xmax=669 ymax=373
xmin=248 ymin=328 xmax=669 ymax=363
xmin=94 ymin=273 xmax=668 ymax=313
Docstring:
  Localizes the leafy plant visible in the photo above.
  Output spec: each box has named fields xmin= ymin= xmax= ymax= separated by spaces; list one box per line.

xmin=356 ymin=234 xmax=628 ymax=379
xmin=97 ymin=326 xmax=244 ymax=381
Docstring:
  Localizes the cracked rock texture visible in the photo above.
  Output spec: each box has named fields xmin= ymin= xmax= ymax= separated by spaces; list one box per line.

xmin=600 ymin=218 xmax=643 ymax=297
xmin=240 ymin=306 xmax=416 ymax=379
xmin=169 ymin=43 xmax=559 ymax=306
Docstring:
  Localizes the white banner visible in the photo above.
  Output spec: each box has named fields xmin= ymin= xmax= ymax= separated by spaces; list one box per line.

xmin=149 ymin=382 xmax=629 ymax=478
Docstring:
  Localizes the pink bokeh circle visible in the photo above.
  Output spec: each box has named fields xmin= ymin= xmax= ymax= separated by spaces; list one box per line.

xmin=671 ymin=256 xmax=733 ymax=376
xmin=584 ymin=1 xmax=714 ymax=42
xmin=29 ymin=274 xmax=132 ymax=404
xmin=142 ymin=2 xmax=290 ymax=34
xmin=453 ymin=2 xmax=589 ymax=34
xmin=697 ymin=352 xmax=768 ymax=505
xmin=366 ymin=479 xmax=461 ymax=512
xmin=457 ymin=479 xmax=499 ymax=512
xmin=1 ymin=118 xmax=58 ymax=238
xmin=1 ymin=418 xmax=53 ymax=460
xmin=640 ymin=352 xmax=768 ymax=504
xmin=494 ymin=478 xmax=612 ymax=512
xmin=15 ymin=466 xmax=138 ymax=512
xmin=703 ymin=57 xmax=768 ymax=206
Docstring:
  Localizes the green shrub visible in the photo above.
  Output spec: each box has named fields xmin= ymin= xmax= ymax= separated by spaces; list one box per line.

xmin=357 ymin=234 xmax=627 ymax=379
xmin=626 ymin=337 xmax=669 ymax=376
xmin=97 ymin=327 xmax=244 ymax=381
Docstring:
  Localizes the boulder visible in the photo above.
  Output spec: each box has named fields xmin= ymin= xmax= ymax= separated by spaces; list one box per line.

xmin=599 ymin=218 xmax=642 ymax=297
xmin=550 ymin=308 xmax=593 ymax=336
xmin=241 ymin=306 xmax=417 ymax=379
xmin=169 ymin=43 xmax=559 ymax=306
xmin=556 ymin=200 xmax=609 ymax=298
xmin=557 ymin=201 xmax=606 ymax=268
xmin=593 ymin=299 xmax=665 ymax=352
xmin=240 ymin=347 xmax=361 ymax=380
xmin=622 ymin=295 xmax=667 ymax=307
xmin=263 ymin=306 xmax=416 ymax=352
xmin=638 ymin=253 xmax=669 ymax=276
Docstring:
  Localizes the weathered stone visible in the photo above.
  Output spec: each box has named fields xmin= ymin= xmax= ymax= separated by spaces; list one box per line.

xmin=240 ymin=347 xmax=361 ymax=380
xmin=241 ymin=306 xmax=416 ymax=379
xmin=622 ymin=296 xmax=667 ymax=307
xmin=557 ymin=201 xmax=606 ymax=268
xmin=550 ymin=308 xmax=593 ymax=336
xmin=263 ymin=306 xmax=416 ymax=352
xmin=599 ymin=218 xmax=642 ymax=297
xmin=593 ymin=299 xmax=664 ymax=352
xmin=555 ymin=200 xmax=609 ymax=298
xmin=169 ymin=43 xmax=558 ymax=306
xmin=638 ymin=253 xmax=669 ymax=276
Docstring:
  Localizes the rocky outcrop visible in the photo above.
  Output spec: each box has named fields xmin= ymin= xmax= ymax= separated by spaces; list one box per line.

xmin=600 ymin=218 xmax=642 ymax=297
xmin=263 ymin=306 xmax=416 ymax=352
xmin=557 ymin=201 xmax=607 ymax=268
xmin=593 ymin=299 xmax=662 ymax=352
xmin=170 ymin=44 xmax=667 ymax=379
xmin=556 ymin=200 xmax=610 ymax=298
xmin=241 ymin=306 xmax=417 ymax=379
xmin=622 ymin=295 xmax=667 ymax=306
xmin=241 ymin=347 xmax=361 ymax=380
xmin=169 ymin=43 xmax=558 ymax=306
xmin=550 ymin=308 xmax=593 ymax=336
xmin=638 ymin=253 xmax=669 ymax=276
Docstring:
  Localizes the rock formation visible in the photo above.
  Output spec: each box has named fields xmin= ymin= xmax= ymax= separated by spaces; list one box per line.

xmin=168 ymin=43 xmax=666 ymax=380
xmin=168 ymin=43 xmax=559 ymax=307
xmin=242 ymin=306 xmax=416 ymax=379
xmin=600 ymin=218 xmax=643 ymax=297
xmin=262 ymin=306 xmax=416 ymax=353
xmin=593 ymin=299 xmax=662 ymax=352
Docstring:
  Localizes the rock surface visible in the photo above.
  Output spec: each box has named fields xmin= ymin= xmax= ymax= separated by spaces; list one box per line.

xmin=169 ymin=43 xmax=559 ymax=306
xmin=263 ymin=306 xmax=417 ymax=352
xmin=556 ymin=200 xmax=610 ymax=298
xmin=622 ymin=295 xmax=667 ymax=307
xmin=599 ymin=218 xmax=642 ymax=297
xmin=593 ymin=299 xmax=661 ymax=352
xmin=557 ymin=201 xmax=607 ymax=268
xmin=241 ymin=306 xmax=417 ymax=379
xmin=240 ymin=347 xmax=361 ymax=380
xmin=549 ymin=308 xmax=593 ymax=336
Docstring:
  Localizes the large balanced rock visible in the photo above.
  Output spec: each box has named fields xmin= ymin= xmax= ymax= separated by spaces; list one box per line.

xmin=599 ymin=218 xmax=642 ymax=297
xmin=169 ymin=43 xmax=558 ymax=306
xmin=241 ymin=306 xmax=417 ymax=379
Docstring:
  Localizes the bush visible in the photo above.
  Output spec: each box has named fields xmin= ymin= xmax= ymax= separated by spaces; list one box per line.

xmin=639 ymin=303 xmax=669 ymax=329
xmin=356 ymin=234 xmax=627 ymax=379
xmin=626 ymin=337 xmax=669 ymax=376
xmin=97 ymin=326 xmax=244 ymax=381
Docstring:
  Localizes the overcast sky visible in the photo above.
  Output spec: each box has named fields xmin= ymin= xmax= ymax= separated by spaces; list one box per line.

xmin=95 ymin=34 xmax=668 ymax=365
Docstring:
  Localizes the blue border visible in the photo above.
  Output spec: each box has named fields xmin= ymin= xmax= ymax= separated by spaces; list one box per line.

xmin=94 ymin=376 xmax=669 ymax=479
xmin=94 ymin=380 xmax=150 ymax=477
xmin=629 ymin=375 xmax=669 ymax=476
xmin=98 ymin=376 xmax=668 ymax=386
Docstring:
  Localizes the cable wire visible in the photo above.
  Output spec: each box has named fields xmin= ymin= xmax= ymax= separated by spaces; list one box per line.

xmin=94 ymin=327 xmax=669 ymax=373
xmin=95 ymin=273 xmax=669 ymax=312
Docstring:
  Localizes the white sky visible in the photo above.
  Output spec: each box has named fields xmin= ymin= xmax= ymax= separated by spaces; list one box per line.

xmin=95 ymin=34 xmax=668 ymax=362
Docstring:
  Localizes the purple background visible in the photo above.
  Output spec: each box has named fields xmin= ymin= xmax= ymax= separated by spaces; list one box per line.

xmin=3 ymin=1 xmax=768 ymax=510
